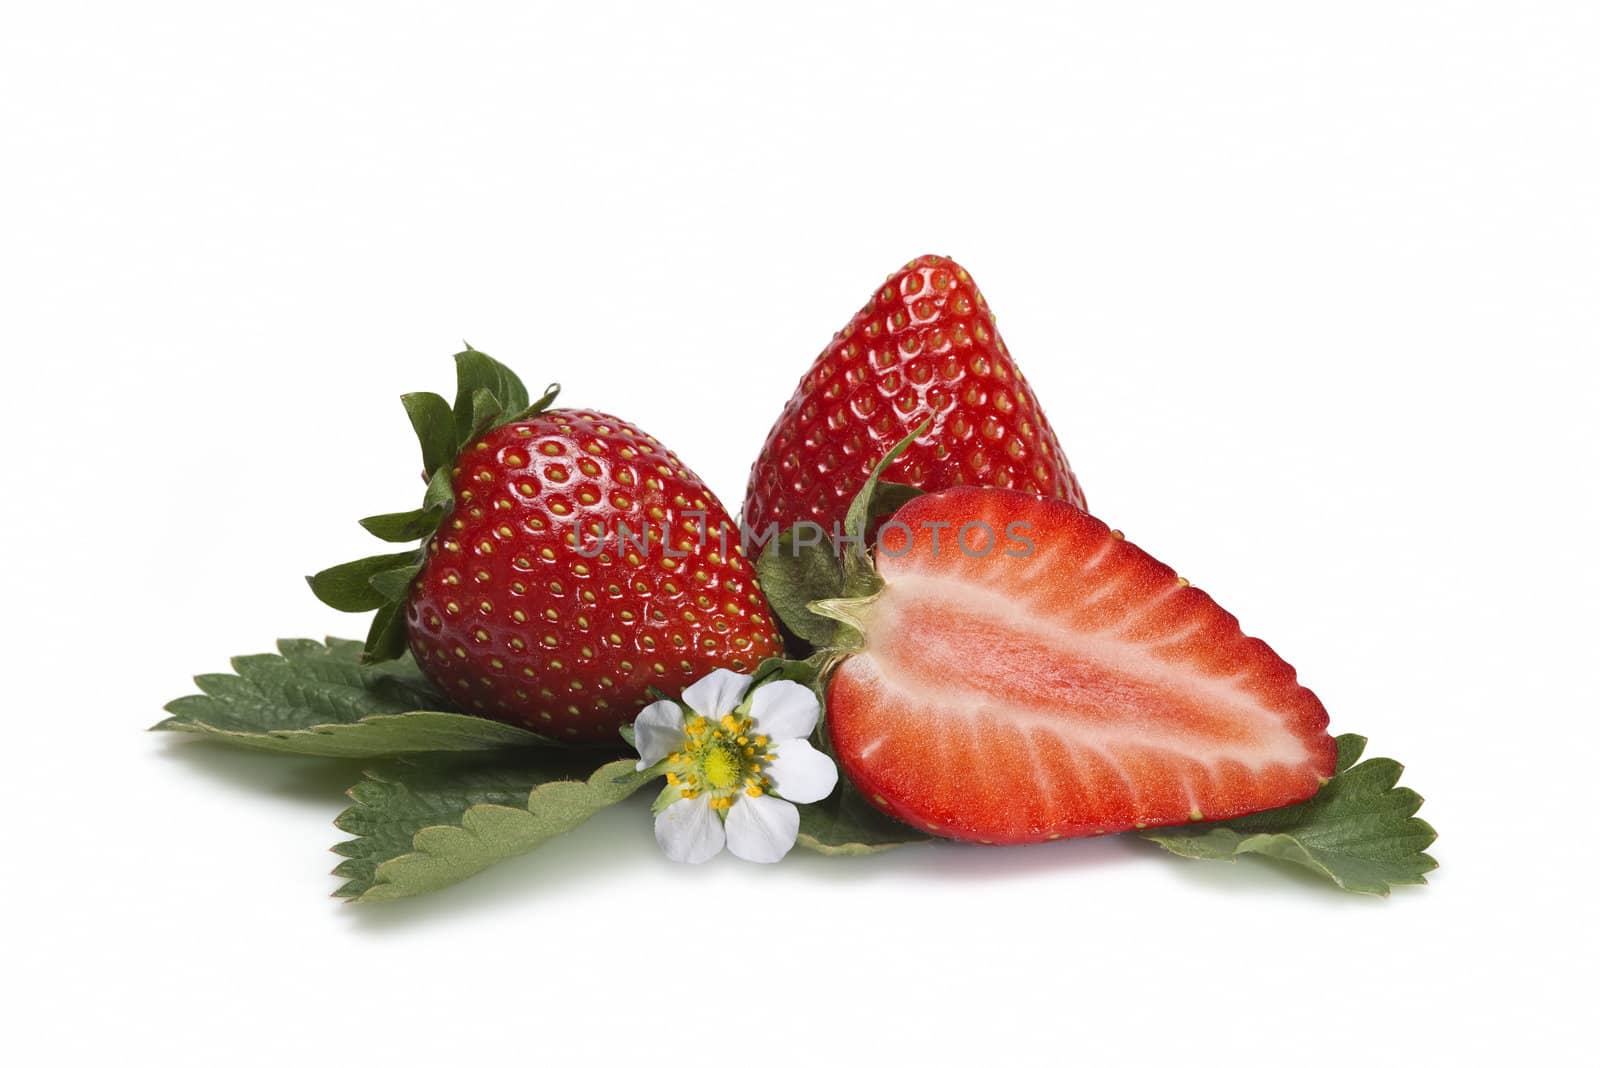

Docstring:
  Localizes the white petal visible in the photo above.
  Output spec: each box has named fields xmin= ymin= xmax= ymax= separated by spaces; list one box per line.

xmin=631 ymin=700 xmax=687 ymax=770
xmin=748 ymin=680 xmax=819 ymax=741
xmin=765 ymin=738 xmax=838 ymax=804
xmin=681 ymin=668 xmax=754 ymax=719
xmin=653 ymin=797 xmax=725 ymax=864
xmin=724 ymin=793 xmax=799 ymax=863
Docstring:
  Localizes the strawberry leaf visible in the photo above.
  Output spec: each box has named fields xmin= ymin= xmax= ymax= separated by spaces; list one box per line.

xmin=1142 ymin=734 xmax=1437 ymax=895
xmin=332 ymin=749 xmax=609 ymax=898
xmin=796 ymin=780 xmax=930 ymax=855
xmin=153 ymin=637 xmax=555 ymax=757
xmin=340 ymin=757 xmax=652 ymax=901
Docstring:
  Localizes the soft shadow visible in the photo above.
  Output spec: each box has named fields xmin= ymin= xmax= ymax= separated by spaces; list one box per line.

xmin=784 ymin=832 xmax=1155 ymax=886
xmin=153 ymin=734 xmax=362 ymax=803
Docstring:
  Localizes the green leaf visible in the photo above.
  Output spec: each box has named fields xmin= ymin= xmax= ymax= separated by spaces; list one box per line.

xmin=755 ymin=530 xmax=845 ymax=648
xmin=401 ymin=391 xmax=456 ymax=478
xmin=452 ymin=348 xmax=530 ymax=443
xmin=1143 ymin=735 xmax=1438 ymax=896
xmin=359 ymin=509 xmax=439 ymax=543
xmin=307 ymin=551 xmax=421 ymax=612
xmin=347 ymin=757 xmax=653 ymax=902
xmin=796 ymin=780 xmax=931 ymax=856
xmin=153 ymin=637 xmax=554 ymax=757
xmin=332 ymin=749 xmax=610 ymax=898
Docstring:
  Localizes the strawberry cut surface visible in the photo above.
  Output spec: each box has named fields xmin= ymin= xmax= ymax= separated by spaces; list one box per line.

xmin=743 ymin=255 xmax=1086 ymax=539
xmin=826 ymin=488 xmax=1337 ymax=843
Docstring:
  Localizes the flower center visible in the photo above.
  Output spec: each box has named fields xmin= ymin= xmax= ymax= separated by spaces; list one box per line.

xmin=666 ymin=711 xmax=775 ymax=811
xmin=703 ymin=744 xmax=741 ymax=790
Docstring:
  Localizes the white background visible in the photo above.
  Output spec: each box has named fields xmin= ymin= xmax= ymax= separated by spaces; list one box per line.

xmin=3 ymin=3 xmax=1595 ymax=1065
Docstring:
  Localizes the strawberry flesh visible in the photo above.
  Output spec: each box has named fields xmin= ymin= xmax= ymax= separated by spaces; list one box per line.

xmin=827 ymin=488 xmax=1337 ymax=842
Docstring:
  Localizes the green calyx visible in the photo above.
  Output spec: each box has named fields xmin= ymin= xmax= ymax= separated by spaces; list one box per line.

xmin=306 ymin=347 xmax=560 ymax=662
xmin=754 ymin=418 xmax=932 ymax=660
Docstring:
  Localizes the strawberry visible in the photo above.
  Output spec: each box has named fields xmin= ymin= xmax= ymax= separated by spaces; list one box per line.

xmin=311 ymin=350 xmax=782 ymax=742
xmin=815 ymin=486 xmax=1337 ymax=843
xmin=743 ymin=254 xmax=1086 ymax=539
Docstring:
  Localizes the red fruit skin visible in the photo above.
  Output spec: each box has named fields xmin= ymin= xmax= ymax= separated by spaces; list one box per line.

xmin=743 ymin=254 xmax=1085 ymax=539
xmin=405 ymin=410 xmax=783 ymax=742
xmin=827 ymin=487 xmax=1338 ymax=843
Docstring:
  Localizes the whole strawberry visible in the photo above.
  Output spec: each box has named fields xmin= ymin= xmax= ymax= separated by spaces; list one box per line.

xmin=311 ymin=350 xmax=782 ymax=742
xmin=743 ymin=254 xmax=1086 ymax=538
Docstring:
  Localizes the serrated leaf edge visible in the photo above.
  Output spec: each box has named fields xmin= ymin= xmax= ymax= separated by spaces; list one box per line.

xmin=1142 ymin=734 xmax=1438 ymax=896
xmin=346 ymin=758 xmax=650 ymax=903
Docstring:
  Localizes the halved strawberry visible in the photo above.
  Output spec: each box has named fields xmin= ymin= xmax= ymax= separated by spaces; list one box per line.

xmin=822 ymin=487 xmax=1337 ymax=843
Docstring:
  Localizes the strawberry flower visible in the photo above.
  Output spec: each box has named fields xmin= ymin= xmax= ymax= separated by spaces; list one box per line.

xmin=631 ymin=669 xmax=837 ymax=863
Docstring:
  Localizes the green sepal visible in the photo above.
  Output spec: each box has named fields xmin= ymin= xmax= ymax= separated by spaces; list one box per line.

xmin=422 ymin=465 xmax=455 ymax=514
xmin=839 ymin=420 xmax=930 ymax=596
xmin=401 ymin=391 xmax=456 ymax=478
xmin=452 ymin=347 xmax=530 ymax=443
xmin=755 ymin=529 xmax=846 ymax=649
xmin=1143 ymin=734 xmax=1438 ymax=896
xmin=749 ymin=654 xmax=826 ymax=689
xmin=368 ymin=564 xmax=421 ymax=602
xmin=651 ymin=780 xmax=682 ymax=816
xmin=516 ymin=382 xmax=562 ymax=421
xmin=364 ymin=602 xmax=411 ymax=662
xmin=359 ymin=509 xmax=439 ymax=543
xmin=308 ymin=551 xmax=423 ymax=612
xmin=465 ymin=386 xmax=506 ymax=442
xmin=750 ymin=470 xmax=924 ymax=657
xmin=314 ymin=348 xmax=561 ymax=664
xmin=752 ymin=459 xmax=925 ymax=657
